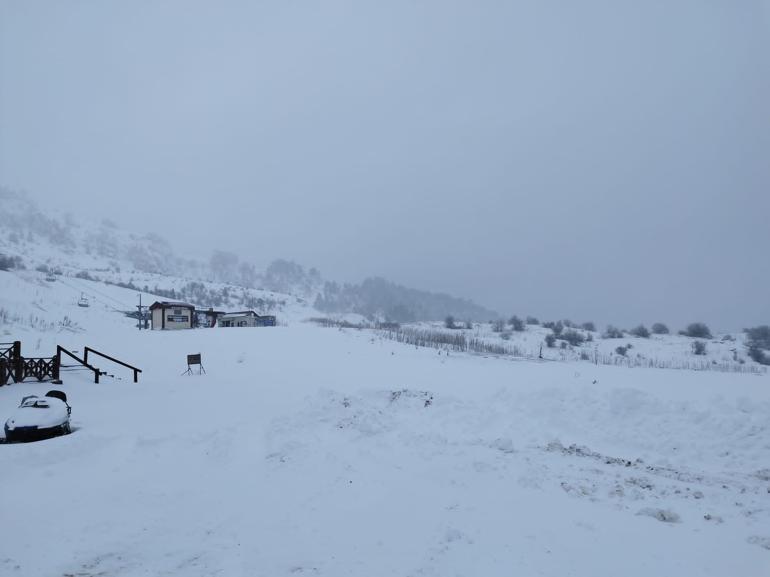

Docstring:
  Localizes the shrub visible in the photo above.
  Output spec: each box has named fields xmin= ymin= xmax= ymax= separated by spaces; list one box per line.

xmin=0 ymin=254 xmax=24 ymax=271
xmin=747 ymin=346 xmax=769 ymax=365
xmin=745 ymin=326 xmax=770 ymax=365
xmin=615 ymin=346 xmax=628 ymax=356
xmin=545 ymin=334 xmax=556 ymax=348
xmin=580 ymin=351 xmax=590 ymax=361
xmin=745 ymin=325 xmax=770 ymax=350
xmin=500 ymin=331 xmax=512 ymax=341
xmin=526 ymin=316 xmax=539 ymax=325
xmin=543 ymin=321 xmax=563 ymax=334
xmin=444 ymin=315 xmax=456 ymax=330
xmin=581 ymin=321 xmax=596 ymax=332
xmin=692 ymin=340 xmax=707 ymax=355
xmin=492 ymin=319 xmax=505 ymax=332
xmin=464 ymin=320 xmax=473 ymax=329
xmin=680 ymin=322 xmax=712 ymax=339
xmin=630 ymin=324 xmax=650 ymax=338
xmin=75 ymin=270 xmax=97 ymax=281
xmin=586 ymin=332 xmax=594 ymax=342
xmin=509 ymin=316 xmax=525 ymax=332
xmin=604 ymin=325 xmax=624 ymax=339
xmin=651 ymin=323 xmax=669 ymax=335
xmin=562 ymin=319 xmax=574 ymax=328
xmin=35 ymin=264 xmax=50 ymax=273
xmin=561 ymin=329 xmax=585 ymax=346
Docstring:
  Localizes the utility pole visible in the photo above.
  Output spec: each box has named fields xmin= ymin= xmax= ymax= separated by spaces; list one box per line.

xmin=137 ymin=293 xmax=144 ymax=330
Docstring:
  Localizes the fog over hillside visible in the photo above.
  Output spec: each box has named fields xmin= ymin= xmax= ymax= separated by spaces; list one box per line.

xmin=0 ymin=188 xmax=496 ymax=322
xmin=1 ymin=4 xmax=769 ymax=574
xmin=1 ymin=1 xmax=768 ymax=330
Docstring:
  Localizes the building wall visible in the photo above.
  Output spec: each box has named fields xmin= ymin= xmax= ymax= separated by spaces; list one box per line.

xmin=151 ymin=306 xmax=193 ymax=330
xmin=151 ymin=308 xmax=163 ymax=330
xmin=219 ymin=315 xmax=258 ymax=327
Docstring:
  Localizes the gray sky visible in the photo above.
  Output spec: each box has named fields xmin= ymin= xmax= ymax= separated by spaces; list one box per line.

xmin=1 ymin=0 xmax=769 ymax=330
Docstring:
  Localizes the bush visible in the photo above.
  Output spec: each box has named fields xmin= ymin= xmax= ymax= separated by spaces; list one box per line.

xmin=444 ymin=315 xmax=456 ymax=330
xmin=586 ymin=332 xmax=593 ymax=342
xmin=560 ymin=341 xmax=568 ymax=349
xmin=509 ymin=315 xmax=525 ymax=332
xmin=0 ymin=254 xmax=24 ymax=271
xmin=615 ymin=345 xmax=628 ymax=356
xmin=543 ymin=321 xmax=563 ymax=335
xmin=526 ymin=316 xmax=539 ymax=325
xmin=680 ymin=322 xmax=712 ymax=339
xmin=692 ymin=340 xmax=707 ymax=355
xmin=35 ymin=264 xmax=50 ymax=273
xmin=464 ymin=320 xmax=473 ymax=329
xmin=747 ymin=346 xmax=769 ymax=365
xmin=561 ymin=329 xmax=586 ymax=346
xmin=745 ymin=325 xmax=770 ymax=350
xmin=580 ymin=351 xmax=590 ymax=361
xmin=651 ymin=323 xmax=669 ymax=335
xmin=581 ymin=321 xmax=596 ymax=332
xmin=75 ymin=270 xmax=97 ymax=281
xmin=630 ymin=324 xmax=650 ymax=338
xmin=745 ymin=326 xmax=770 ymax=365
xmin=604 ymin=325 xmax=624 ymax=339
xmin=562 ymin=319 xmax=574 ymax=328
xmin=492 ymin=319 xmax=505 ymax=333
xmin=545 ymin=334 xmax=556 ymax=348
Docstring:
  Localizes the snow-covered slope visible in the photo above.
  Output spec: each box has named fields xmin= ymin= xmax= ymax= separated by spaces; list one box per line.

xmin=1 ymin=190 xmax=769 ymax=576
xmin=0 ymin=321 xmax=769 ymax=576
xmin=383 ymin=321 xmax=766 ymax=374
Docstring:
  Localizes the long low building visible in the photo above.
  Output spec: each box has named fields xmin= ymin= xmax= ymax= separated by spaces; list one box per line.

xmin=148 ymin=302 xmax=276 ymax=329
xmin=218 ymin=310 xmax=276 ymax=328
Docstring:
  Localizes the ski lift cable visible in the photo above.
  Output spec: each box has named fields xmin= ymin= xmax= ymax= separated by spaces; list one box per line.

xmin=68 ymin=277 xmax=131 ymax=308
xmin=59 ymin=276 xmax=129 ymax=308
xmin=56 ymin=277 xmax=127 ymax=312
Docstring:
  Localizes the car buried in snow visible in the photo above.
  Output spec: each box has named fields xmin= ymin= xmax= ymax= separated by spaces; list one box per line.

xmin=4 ymin=391 xmax=72 ymax=443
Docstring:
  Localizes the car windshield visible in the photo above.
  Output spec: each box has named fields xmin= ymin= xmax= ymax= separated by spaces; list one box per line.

xmin=20 ymin=399 xmax=49 ymax=409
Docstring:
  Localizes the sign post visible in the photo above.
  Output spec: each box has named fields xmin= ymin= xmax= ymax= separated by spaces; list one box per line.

xmin=182 ymin=353 xmax=205 ymax=376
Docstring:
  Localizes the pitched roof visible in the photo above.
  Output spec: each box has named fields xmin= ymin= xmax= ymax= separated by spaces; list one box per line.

xmin=220 ymin=311 xmax=257 ymax=319
xmin=149 ymin=301 xmax=195 ymax=310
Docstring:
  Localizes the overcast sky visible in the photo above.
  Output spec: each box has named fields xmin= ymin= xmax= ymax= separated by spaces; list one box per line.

xmin=1 ymin=1 xmax=768 ymax=330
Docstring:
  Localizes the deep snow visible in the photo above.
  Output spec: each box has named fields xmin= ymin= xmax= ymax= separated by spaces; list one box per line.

xmin=1 ymin=320 xmax=769 ymax=576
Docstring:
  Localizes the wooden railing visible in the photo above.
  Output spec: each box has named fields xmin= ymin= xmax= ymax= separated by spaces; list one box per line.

xmin=17 ymin=356 xmax=59 ymax=382
xmin=83 ymin=347 xmax=142 ymax=383
xmin=0 ymin=358 xmax=11 ymax=386
xmin=56 ymin=346 xmax=101 ymax=383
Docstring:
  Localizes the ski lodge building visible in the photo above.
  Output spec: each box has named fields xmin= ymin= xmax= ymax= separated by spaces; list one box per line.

xmin=218 ymin=310 xmax=277 ymax=328
xmin=149 ymin=302 xmax=275 ymax=330
xmin=150 ymin=301 xmax=195 ymax=330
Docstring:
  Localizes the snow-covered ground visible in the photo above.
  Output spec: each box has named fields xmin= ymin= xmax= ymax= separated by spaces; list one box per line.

xmin=1 ymin=293 xmax=769 ymax=575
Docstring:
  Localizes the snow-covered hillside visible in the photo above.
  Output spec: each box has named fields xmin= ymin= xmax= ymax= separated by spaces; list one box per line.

xmin=1 ymin=191 xmax=769 ymax=576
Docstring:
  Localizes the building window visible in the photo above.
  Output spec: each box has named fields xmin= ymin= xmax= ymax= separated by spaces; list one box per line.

xmin=173 ymin=308 xmax=182 ymax=315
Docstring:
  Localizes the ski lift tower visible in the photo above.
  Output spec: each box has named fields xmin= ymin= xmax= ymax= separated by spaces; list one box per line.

xmin=137 ymin=294 xmax=149 ymax=330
